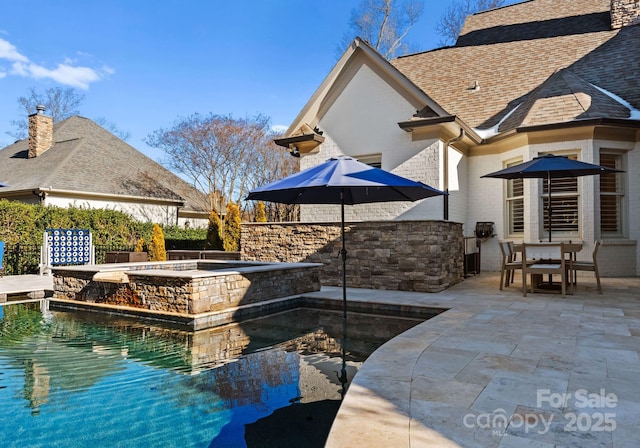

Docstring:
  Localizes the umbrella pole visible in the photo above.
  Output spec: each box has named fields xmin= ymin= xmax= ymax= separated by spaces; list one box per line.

xmin=547 ymin=173 xmax=553 ymax=285
xmin=547 ymin=172 xmax=552 ymax=243
xmin=340 ymin=191 xmax=347 ymax=320
xmin=339 ymin=314 xmax=348 ymax=399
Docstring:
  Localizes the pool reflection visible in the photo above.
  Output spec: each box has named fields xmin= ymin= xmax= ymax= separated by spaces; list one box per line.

xmin=0 ymin=302 xmax=425 ymax=447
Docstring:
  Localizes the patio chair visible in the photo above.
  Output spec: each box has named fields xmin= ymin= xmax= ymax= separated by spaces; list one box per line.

xmin=522 ymin=242 xmax=567 ymax=297
xmin=499 ymin=241 xmax=520 ymax=289
xmin=0 ymin=241 xmax=4 ymax=277
xmin=572 ymin=241 xmax=602 ymax=294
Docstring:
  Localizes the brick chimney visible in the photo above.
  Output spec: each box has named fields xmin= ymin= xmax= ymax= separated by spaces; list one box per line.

xmin=611 ymin=0 xmax=640 ymax=29
xmin=28 ymin=105 xmax=53 ymax=158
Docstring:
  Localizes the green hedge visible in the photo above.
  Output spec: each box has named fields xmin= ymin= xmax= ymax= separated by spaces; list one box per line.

xmin=0 ymin=199 xmax=206 ymax=248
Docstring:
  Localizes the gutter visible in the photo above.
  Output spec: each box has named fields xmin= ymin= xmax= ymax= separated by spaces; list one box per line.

xmin=33 ymin=187 xmax=186 ymax=206
xmin=442 ymin=128 xmax=464 ymax=221
xmin=514 ymin=117 xmax=640 ymax=133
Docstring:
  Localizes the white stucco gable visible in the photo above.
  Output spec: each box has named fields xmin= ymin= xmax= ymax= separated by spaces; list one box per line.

xmin=318 ymin=63 xmax=431 ymax=167
xmin=285 ymin=38 xmax=447 ymax=139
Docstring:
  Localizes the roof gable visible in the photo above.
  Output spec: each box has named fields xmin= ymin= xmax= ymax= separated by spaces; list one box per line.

xmin=499 ymin=69 xmax=633 ymax=132
xmin=285 ymin=38 xmax=448 ymax=137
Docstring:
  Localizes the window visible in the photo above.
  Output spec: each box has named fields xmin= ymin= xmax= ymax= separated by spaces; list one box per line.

xmin=541 ymin=154 xmax=579 ymax=238
xmin=356 ymin=153 xmax=382 ymax=168
xmin=505 ymin=160 xmax=524 ymax=235
xmin=599 ymin=152 xmax=624 ymax=237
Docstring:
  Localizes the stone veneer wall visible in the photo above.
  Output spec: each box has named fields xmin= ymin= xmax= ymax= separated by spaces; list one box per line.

xmin=610 ymin=0 xmax=640 ymax=28
xmin=28 ymin=109 xmax=53 ymax=158
xmin=241 ymin=221 xmax=463 ymax=293
xmin=53 ymin=265 xmax=320 ymax=315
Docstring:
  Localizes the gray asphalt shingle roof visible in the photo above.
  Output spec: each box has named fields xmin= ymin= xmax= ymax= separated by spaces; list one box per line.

xmin=391 ymin=0 xmax=640 ymax=134
xmin=0 ymin=115 xmax=208 ymax=213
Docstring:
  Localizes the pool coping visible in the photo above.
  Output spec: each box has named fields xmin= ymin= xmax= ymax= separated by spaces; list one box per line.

xmin=315 ymin=273 xmax=640 ymax=448
xmin=49 ymin=293 xmax=447 ymax=331
xmin=52 ymin=259 xmax=323 ymax=279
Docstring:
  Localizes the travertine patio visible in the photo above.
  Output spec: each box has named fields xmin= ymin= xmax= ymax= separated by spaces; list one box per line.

xmin=317 ymin=273 xmax=640 ymax=448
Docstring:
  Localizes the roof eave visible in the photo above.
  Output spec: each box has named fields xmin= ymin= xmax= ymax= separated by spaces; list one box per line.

xmin=397 ymin=115 xmax=484 ymax=144
xmin=514 ymin=117 xmax=640 ymax=133
xmin=32 ymin=187 xmax=186 ymax=206
xmin=274 ymin=133 xmax=326 ymax=155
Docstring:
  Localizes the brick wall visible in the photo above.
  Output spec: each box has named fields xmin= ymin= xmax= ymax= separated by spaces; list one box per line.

xmin=241 ymin=220 xmax=463 ymax=292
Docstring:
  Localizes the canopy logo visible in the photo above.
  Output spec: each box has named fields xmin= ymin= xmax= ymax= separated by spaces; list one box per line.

xmin=463 ymin=388 xmax=617 ymax=435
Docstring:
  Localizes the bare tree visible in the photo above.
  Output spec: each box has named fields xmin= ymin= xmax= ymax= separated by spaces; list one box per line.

xmin=146 ymin=113 xmax=295 ymax=218
xmin=250 ymin=137 xmax=300 ymax=222
xmin=8 ymin=86 xmax=130 ymax=141
xmin=9 ymin=87 xmax=84 ymax=139
xmin=94 ymin=116 xmax=131 ymax=141
xmin=435 ymin=0 xmax=506 ymax=46
xmin=338 ymin=0 xmax=424 ymax=60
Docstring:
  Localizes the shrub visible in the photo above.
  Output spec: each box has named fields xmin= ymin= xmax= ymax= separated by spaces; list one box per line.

xmin=222 ymin=202 xmax=241 ymax=252
xmin=134 ymin=238 xmax=146 ymax=252
xmin=205 ymin=210 xmax=224 ymax=250
xmin=148 ymin=223 xmax=167 ymax=261
xmin=255 ymin=201 xmax=267 ymax=222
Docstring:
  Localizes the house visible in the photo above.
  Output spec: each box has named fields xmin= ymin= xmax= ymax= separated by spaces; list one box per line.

xmin=275 ymin=0 xmax=640 ymax=276
xmin=0 ymin=107 xmax=210 ymax=227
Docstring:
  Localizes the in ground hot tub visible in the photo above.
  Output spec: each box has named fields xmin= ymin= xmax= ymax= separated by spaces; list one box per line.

xmin=52 ymin=260 xmax=322 ymax=329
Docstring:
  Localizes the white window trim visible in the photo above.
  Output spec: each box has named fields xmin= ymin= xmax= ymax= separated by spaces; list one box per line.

xmin=599 ymin=150 xmax=626 ymax=239
xmin=504 ymin=158 xmax=524 ymax=238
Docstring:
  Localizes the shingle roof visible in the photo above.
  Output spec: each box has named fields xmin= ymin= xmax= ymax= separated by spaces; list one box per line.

xmin=458 ymin=0 xmax=612 ymax=46
xmin=500 ymin=68 xmax=633 ymax=130
xmin=391 ymin=0 xmax=640 ymax=134
xmin=0 ymin=116 xmax=208 ymax=212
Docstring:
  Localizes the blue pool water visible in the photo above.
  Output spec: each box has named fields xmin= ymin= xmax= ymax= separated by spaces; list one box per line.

xmin=0 ymin=302 xmax=425 ymax=447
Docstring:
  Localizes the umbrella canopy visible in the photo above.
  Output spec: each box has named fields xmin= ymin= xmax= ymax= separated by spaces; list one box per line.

xmin=482 ymin=154 xmax=623 ymax=241
xmin=247 ymin=156 xmax=444 ymax=205
xmin=247 ymin=156 xmax=445 ymax=317
xmin=481 ymin=154 xmax=622 ymax=180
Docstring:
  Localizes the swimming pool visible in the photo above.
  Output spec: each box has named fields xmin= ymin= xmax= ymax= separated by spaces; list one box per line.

xmin=0 ymin=301 xmax=428 ymax=447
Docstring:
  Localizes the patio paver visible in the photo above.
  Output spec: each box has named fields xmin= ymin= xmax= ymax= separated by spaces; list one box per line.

xmin=319 ymin=273 xmax=640 ymax=448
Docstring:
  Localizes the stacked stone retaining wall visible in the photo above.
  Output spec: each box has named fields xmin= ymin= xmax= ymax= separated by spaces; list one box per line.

xmin=241 ymin=221 xmax=463 ymax=292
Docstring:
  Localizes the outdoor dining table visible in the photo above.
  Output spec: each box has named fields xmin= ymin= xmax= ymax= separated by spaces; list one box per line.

xmin=513 ymin=242 xmax=583 ymax=257
xmin=513 ymin=241 xmax=583 ymax=294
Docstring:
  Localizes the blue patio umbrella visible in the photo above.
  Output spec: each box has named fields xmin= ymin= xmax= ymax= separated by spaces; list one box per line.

xmin=481 ymin=154 xmax=623 ymax=241
xmin=246 ymin=156 xmax=445 ymax=317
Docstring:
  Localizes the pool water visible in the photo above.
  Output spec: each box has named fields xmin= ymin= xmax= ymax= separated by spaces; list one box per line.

xmin=0 ymin=302 xmax=425 ymax=447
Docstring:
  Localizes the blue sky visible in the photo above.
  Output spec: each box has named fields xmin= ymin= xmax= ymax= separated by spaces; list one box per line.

xmin=1 ymin=1 xmax=517 ymax=162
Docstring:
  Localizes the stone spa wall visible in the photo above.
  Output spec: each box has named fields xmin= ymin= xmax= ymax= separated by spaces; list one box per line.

xmin=52 ymin=261 xmax=321 ymax=316
xmin=241 ymin=220 xmax=464 ymax=293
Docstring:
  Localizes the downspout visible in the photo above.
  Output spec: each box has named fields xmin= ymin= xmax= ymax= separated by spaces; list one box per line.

xmin=33 ymin=189 xmax=47 ymax=206
xmin=176 ymin=205 xmax=182 ymax=226
xmin=443 ymin=128 xmax=464 ymax=220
